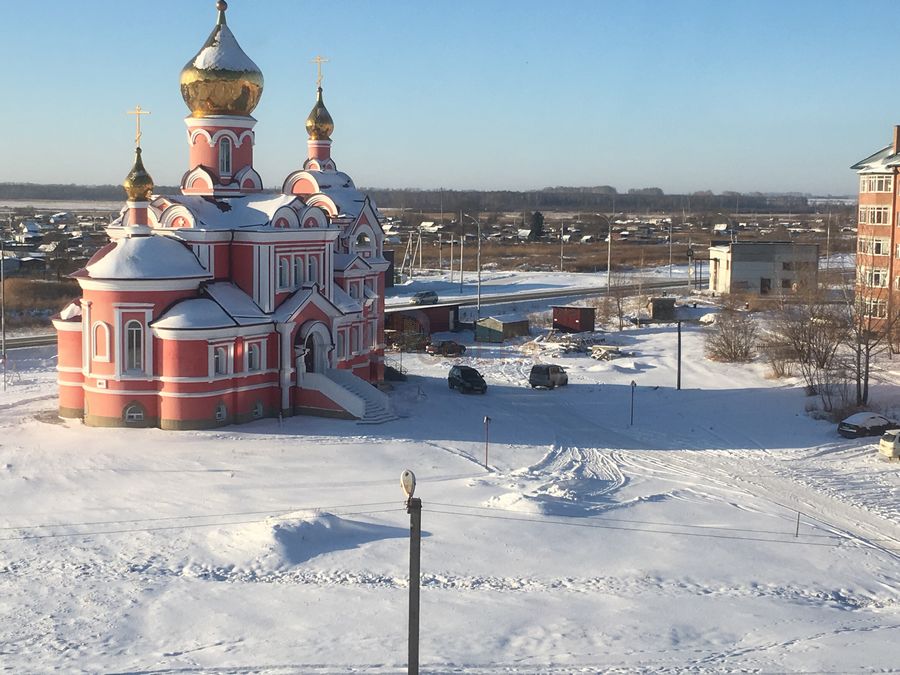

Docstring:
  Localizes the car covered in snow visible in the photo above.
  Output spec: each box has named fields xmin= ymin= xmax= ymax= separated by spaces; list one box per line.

xmin=837 ymin=412 xmax=898 ymax=438
xmin=426 ymin=340 xmax=466 ymax=356
xmin=448 ymin=365 xmax=487 ymax=394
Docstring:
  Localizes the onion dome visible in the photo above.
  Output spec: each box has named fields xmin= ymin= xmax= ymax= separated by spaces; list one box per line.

xmin=122 ymin=147 xmax=154 ymax=202
xmin=180 ymin=1 xmax=264 ymax=117
xmin=306 ymin=87 xmax=334 ymax=140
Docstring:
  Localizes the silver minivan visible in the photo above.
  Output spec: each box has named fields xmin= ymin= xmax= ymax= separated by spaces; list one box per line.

xmin=529 ymin=364 xmax=568 ymax=389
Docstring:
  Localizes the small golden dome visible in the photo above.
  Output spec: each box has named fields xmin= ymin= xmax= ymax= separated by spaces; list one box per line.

xmin=123 ymin=147 xmax=154 ymax=202
xmin=180 ymin=1 xmax=264 ymax=117
xmin=306 ymin=87 xmax=334 ymax=140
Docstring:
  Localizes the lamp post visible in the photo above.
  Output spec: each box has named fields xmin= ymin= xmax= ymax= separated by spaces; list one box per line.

xmin=401 ymin=469 xmax=421 ymax=675
xmin=463 ymin=213 xmax=482 ymax=319
xmin=629 ymin=380 xmax=636 ymax=426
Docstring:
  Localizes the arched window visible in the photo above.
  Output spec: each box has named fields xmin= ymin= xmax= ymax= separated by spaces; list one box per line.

xmin=308 ymin=257 xmax=319 ymax=286
xmin=124 ymin=403 xmax=145 ymax=424
xmin=125 ymin=321 xmax=143 ymax=373
xmin=252 ymin=401 xmax=264 ymax=419
xmin=293 ymin=256 xmax=304 ymax=288
xmin=219 ymin=137 xmax=232 ymax=176
xmin=351 ymin=326 xmax=359 ymax=354
xmin=337 ymin=332 xmax=345 ymax=359
xmin=215 ymin=402 xmax=227 ymax=422
xmin=278 ymin=257 xmax=290 ymax=289
xmin=92 ymin=322 xmax=109 ymax=361
xmin=355 ymin=232 xmax=372 ymax=250
xmin=247 ymin=343 xmax=261 ymax=371
xmin=213 ymin=346 xmax=228 ymax=375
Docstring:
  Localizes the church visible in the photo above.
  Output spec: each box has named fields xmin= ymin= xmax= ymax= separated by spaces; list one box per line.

xmin=53 ymin=1 xmax=392 ymax=429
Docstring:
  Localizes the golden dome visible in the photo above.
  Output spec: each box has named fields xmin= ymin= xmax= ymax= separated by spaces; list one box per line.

xmin=306 ymin=87 xmax=334 ymax=140
xmin=180 ymin=1 xmax=264 ymax=117
xmin=123 ymin=147 xmax=154 ymax=202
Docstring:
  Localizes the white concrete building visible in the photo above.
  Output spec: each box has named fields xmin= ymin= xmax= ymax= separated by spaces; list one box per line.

xmin=708 ymin=241 xmax=818 ymax=295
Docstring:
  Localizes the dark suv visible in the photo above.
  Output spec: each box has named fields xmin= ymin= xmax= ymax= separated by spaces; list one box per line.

xmin=448 ymin=365 xmax=487 ymax=394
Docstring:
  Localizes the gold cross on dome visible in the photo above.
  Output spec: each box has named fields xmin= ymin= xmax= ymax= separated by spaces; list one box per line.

xmin=311 ymin=55 xmax=329 ymax=88
xmin=126 ymin=105 xmax=151 ymax=147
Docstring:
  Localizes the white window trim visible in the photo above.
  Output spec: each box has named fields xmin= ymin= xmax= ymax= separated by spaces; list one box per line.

xmin=277 ymin=256 xmax=291 ymax=291
xmin=208 ymin=341 xmax=235 ymax=379
xmin=219 ymin=137 xmax=232 ymax=177
xmin=113 ymin=305 xmax=154 ymax=381
xmin=91 ymin=321 xmax=110 ymax=362
xmin=244 ymin=340 xmax=265 ymax=372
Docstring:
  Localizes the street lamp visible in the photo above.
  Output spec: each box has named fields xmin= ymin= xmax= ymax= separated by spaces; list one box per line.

xmin=463 ymin=213 xmax=482 ymax=319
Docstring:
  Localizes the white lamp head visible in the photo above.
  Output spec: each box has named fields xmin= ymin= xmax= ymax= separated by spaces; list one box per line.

xmin=400 ymin=469 xmax=416 ymax=499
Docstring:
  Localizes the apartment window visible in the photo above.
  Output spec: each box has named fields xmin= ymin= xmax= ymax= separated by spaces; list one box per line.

xmin=860 ymin=175 xmax=893 ymax=193
xmin=219 ymin=137 xmax=232 ymax=176
xmin=865 ymin=298 xmax=888 ymax=318
xmin=859 ymin=206 xmax=890 ymax=224
xmin=863 ymin=267 xmax=889 ymax=288
xmin=247 ymin=342 xmax=261 ymax=371
xmin=125 ymin=320 xmax=143 ymax=373
xmin=874 ymin=238 xmax=889 ymax=255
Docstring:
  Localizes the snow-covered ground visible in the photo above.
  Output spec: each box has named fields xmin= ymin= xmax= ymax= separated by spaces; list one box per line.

xmin=1 ymin=319 xmax=899 ymax=673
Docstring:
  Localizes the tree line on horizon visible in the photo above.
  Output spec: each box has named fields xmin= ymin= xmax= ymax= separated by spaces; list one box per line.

xmin=0 ymin=182 xmax=832 ymax=214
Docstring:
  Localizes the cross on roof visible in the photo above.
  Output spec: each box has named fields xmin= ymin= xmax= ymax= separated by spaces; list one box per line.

xmin=311 ymin=55 xmax=329 ymax=88
xmin=126 ymin=105 xmax=151 ymax=147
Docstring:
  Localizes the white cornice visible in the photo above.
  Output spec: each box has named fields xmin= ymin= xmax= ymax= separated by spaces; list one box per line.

xmin=78 ymin=278 xmax=207 ymax=292
xmin=185 ymin=115 xmax=257 ymax=130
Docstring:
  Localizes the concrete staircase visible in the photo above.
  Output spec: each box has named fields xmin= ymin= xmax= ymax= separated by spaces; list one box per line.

xmin=325 ymin=368 xmax=398 ymax=424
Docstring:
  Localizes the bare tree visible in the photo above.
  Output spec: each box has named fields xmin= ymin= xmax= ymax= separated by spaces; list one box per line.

xmin=705 ymin=303 xmax=757 ymax=362
xmin=839 ymin=282 xmax=897 ymax=406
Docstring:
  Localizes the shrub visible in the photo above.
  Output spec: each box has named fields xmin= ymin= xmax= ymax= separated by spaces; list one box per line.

xmin=705 ymin=309 xmax=757 ymax=362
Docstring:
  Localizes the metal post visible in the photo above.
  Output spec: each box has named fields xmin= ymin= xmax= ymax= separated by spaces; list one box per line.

xmin=559 ymin=222 xmax=564 ymax=271
xmin=630 ymin=380 xmax=636 ymax=426
xmin=483 ymin=415 xmax=491 ymax=468
xmin=407 ymin=496 xmax=422 ymax=674
xmin=795 ymin=511 xmax=801 ymax=538
xmin=676 ymin=321 xmax=682 ymax=391
xmin=449 ymin=237 xmax=454 ymax=283
xmin=606 ymin=215 xmax=612 ymax=296
xmin=459 ymin=233 xmax=464 ymax=294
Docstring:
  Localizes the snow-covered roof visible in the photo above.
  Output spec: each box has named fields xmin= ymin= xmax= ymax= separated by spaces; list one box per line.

xmin=481 ymin=313 xmax=529 ymax=324
xmin=332 ymin=253 xmax=372 ymax=272
xmin=205 ymin=282 xmax=271 ymax=326
xmin=273 ymin=288 xmax=314 ymax=323
xmin=850 ymin=144 xmax=900 ymax=173
xmin=192 ymin=24 xmax=260 ymax=72
xmin=331 ymin=284 xmax=363 ymax=313
xmin=160 ymin=193 xmax=301 ymax=230
xmin=153 ymin=298 xmax=237 ymax=330
xmin=302 ymin=171 xmax=376 ymax=219
xmin=83 ymin=234 xmax=210 ymax=281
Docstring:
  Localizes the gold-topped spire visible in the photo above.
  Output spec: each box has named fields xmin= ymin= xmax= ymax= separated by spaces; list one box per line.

xmin=306 ymin=57 xmax=334 ymax=141
xmin=180 ymin=0 xmax=264 ymax=117
xmin=123 ymin=107 xmax=154 ymax=202
xmin=126 ymin=105 xmax=151 ymax=147
xmin=311 ymin=55 xmax=329 ymax=88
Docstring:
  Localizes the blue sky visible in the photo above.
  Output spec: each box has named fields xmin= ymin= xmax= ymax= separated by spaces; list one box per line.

xmin=0 ymin=0 xmax=894 ymax=194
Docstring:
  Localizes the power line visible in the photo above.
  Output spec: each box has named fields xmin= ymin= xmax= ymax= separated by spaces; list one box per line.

xmin=424 ymin=507 xmax=900 ymax=551
xmin=0 ymin=507 xmax=406 ymax=542
xmin=427 ymin=501 xmax=900 ymax=542
xmin=0 ymin=501 xmax=399 ymax=532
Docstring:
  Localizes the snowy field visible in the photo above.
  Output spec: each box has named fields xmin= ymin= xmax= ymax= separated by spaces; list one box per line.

xmin=1 ymin=319 xmax=899 ymax=673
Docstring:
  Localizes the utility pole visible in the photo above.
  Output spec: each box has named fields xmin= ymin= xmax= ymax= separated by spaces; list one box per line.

xmin=559 ymin=222 xmax=564 ymax=272
xmin=1 ymin=219 xmax=7 ymax=393
xmin=449 ymin=237 xmax=454 ymax=283
xmin=400 ymin=470 xmax=421 ymax=675
xmin=629 ymin=380 xmax=636 ymax=426
xmin=438 ymin=233 xmax=443 ymax=273
xmin=606 ymin=214 xmax=612 ymax=296
xmin=459 ymin=232 xmax=464 ymax=294
xmin=483 ymin=415 xmax=491 ymax=468
xmin=676 ymin=321 xmax=682 ymax=391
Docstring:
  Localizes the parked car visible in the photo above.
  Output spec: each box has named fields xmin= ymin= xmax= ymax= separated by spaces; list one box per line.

xmin=448 ymin=365 xmax=487 ymax=394
xmin=837 ymin=412 xmax=897 ymax=438
xmin=879 ymin=429 xmax=900 ymax=459
xmin=529 ymin=364 xmax=568 ymax=389
xmin=426 ymin=340 xmax=466 ymax=356
xmin=411 ymin=290 xmax=439 ymax=305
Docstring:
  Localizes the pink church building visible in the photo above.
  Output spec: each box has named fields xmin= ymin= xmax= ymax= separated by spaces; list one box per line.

xmin=53 ymin=1 xmax=392 ymax=429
